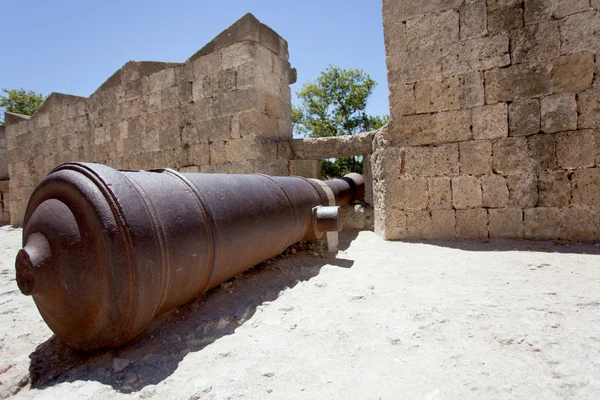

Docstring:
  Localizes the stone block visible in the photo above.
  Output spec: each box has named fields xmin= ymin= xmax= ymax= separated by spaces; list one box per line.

xmin=161 ymin=86 xmax=180 ymax=110
xmin=203 ymin=69 xmax=237 ymax=97
xmin=524 ymin=0 xmax=589 ymax=24
xmin=188 ymin=143 xmax=210 ymax=166
xmin=492 ymin=137 xmax=530 ymax=175
xmin=572 ymin=168 xmax=600 ymax=208
xmin=431 ymin=209 xmax=456 ymax=239
xmin=383 ymin=208 xmax=407 ymax=240
xmin=509 ymin=99 xmax=540 ymax=136
xmin=538 ymin=170 xmax=571 ymax=207
xmin=481 ymin=174 xmax=509 ymax=208
xmin=403 ymin=144 xmax=460 ymax=177
xmin=387 ymin=47 xmax=444 ymax=84
xmin=456 ymin=208 xmax=488 ymax=239
xmin=389 ymin=83 xmax=415 ymax=116
xmin=159 ymin=130 xmax=180 ymax=150
xmin=290 ymin=131 xmax=373 ymax=160
xmin=393 ymin=110 xmax=471 ymax=146
xmin=288 ymin=159 xmax=321 ymax=179
xmin=192 ymin=80 xmax=204 ymax=102
xmin=254 ymin=158 xmax=281 ymax=174
xmin=175 ymin=62 xmax=194 ymax=84
xmin=340 ymin=204 xmax=372 ymax=231
xmin=259 ymin=24 xmax=288 ymax=57
xmin=442 ymin=34 xmax=510 ymax=77
xmin=237 ymin=63 xmax=281 ymax=96
xmin=452 ymin=176 xmax=482 ymax=209
xmin=460 ymin=71 xmax=485 ymax=108
xmin=472 ymin=103 xmax=508 ymax=140
xmin=485 ymin=63 xmax=552 ymax=103
xmin=511 ymin=21 xmax=560 ymax=64
xmin=488 ymin=208 xmax=524 ymax=238
xmin=93 ymin=126 xmax=109 ymax=145
xmin=524 ymin=207 xmax=560 ymax=240
xmin=384 ymin=22 xmax=407 ymax=55
xmin=239 ymin=110 xmax=279 ymax=137
xmin=540 ymin=93 xmax=577 ymax=133
xmin=33 ymin=113 xmax=50 ymax=130
xmin=527 ymin=133 xmax=557 ymax=172
xmin=264 ymin=92 xmax=291 ymax=120
xmin=202 ymin=116 xmax=233 ymax=142
xmin=556 ymin=129 xmax=597 ymax=169
xmin=428 ymin=177 xmax=452 ymax=209
xmin=560 ymin=11 xmax=600 ymax=54
xmin=507 ymin=174 xmax=538 ymax=207
xmin=460 ymin=140 xmax=492 ymax=176
xmin=551 ymin=52 xmax=595 ymax=93
xmin=578 ymin=88 xmax=600 ymax=129
xmin=149 ymin=68 xmax=176 ymax=93
xmin=406 ymin=210 xmax=433 ymax=239
xmin=192 ymin=51 xmax=222 ymax=80
xmin=387 ymin=177 xmax=428 ymax=210
xmin=460 ymin=0 xmax=487 ymax=40
xmin=406 ymin=10 xmax=459 ymax=51
xmin=559 ymin=207 xmax=599 ymax=242
xmin=67 ymin=101 xmax=87 ymax=119
xmin=414 ymin=77 xmax=461 ymax=113
xmin=487 ymin=0 xmax=523 ymax=33
xmin=221 ymin=42 xmax=272 ymax=71
xmin=277 ymin=118 xmax=292 ymax=138
xmin=382 ymin=0 xmax=464 ymax=25
xmin=209 ymin=140 xmax=227 ymax=164
xmin=212 ymin=89 xmax=266 ymax=118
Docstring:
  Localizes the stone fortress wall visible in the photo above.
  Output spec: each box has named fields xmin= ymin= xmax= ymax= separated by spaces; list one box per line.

xmin=4 ymin=2 xmax=599 ymax=241
xmin=4 ymin=14 xmax=300 ymax=226
xmin=376 ymin=0 xmax=600 ymax=241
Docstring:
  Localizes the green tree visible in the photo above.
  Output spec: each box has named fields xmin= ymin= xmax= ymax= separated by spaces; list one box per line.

xmin=0 ymin=88 xmax=47 ymax=125
xmin=292 ymin=66 xmax=388 ymax=177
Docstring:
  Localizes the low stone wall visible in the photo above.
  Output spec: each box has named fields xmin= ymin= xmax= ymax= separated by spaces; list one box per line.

xmin=286 ymin=131 xmax=378 ymax=231
xmin=4 ymin=14 xmax=295 ymax=225
xmin=379 ymin=0 xmax=600 ymax=241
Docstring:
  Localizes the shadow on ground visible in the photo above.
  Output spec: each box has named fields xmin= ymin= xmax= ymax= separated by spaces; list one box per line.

xmin=26 ymin=232 xmax=359 ymax=394
xmin=398 ymin=238 xmax=600 ymax=255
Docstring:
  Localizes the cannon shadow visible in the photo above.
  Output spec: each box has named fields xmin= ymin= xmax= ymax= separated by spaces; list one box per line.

xmin=27 ymin=231 xmax=359 ymax=394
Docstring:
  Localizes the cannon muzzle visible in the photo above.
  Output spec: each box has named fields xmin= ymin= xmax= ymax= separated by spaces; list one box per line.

xmin=15 ymin=163 xmax=364 ymax=350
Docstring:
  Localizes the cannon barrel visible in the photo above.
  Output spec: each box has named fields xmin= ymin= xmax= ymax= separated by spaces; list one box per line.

xmin=14 ymin=163 xmax=364 ymax=350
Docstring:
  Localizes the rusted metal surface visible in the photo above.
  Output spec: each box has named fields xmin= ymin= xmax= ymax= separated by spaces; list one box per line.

xmin=15 ymin=162 xmax=364 ymax=351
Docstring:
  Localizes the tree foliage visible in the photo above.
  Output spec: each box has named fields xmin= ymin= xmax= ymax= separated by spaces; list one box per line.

xmin=292 ymin=66 xmax=388 ymax=177
xmin=0 ymin=88 xmax=47 ymax=125
xmin=292 ymin=66 xmax=388 ymax=138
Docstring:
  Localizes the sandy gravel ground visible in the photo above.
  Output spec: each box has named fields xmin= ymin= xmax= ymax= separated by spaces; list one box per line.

xmin=1 ymin=225 xmax=599 ymax=399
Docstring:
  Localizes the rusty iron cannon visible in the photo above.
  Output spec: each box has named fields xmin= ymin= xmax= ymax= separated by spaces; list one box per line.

xmin=15 ymin=162 xmax=364 ymax=351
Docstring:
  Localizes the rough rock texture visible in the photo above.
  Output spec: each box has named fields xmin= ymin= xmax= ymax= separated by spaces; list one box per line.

xmin=3 ymin=14 xmax=295 ymax=225
xmin=379 ymin=0 xmax=600 ymax=241
xmin=2 ymin=228 xmax=599 ymax=399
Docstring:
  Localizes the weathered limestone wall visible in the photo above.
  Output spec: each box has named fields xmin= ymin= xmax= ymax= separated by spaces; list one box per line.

xmin=379 ymin=0 xmax=600 ymax=241
xmin=4 ymin=14 xmax=295 ymax=225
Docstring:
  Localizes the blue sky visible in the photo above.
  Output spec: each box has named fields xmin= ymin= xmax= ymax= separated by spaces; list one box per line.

xmin=0 ymin=0 xmax=389 ymax=118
